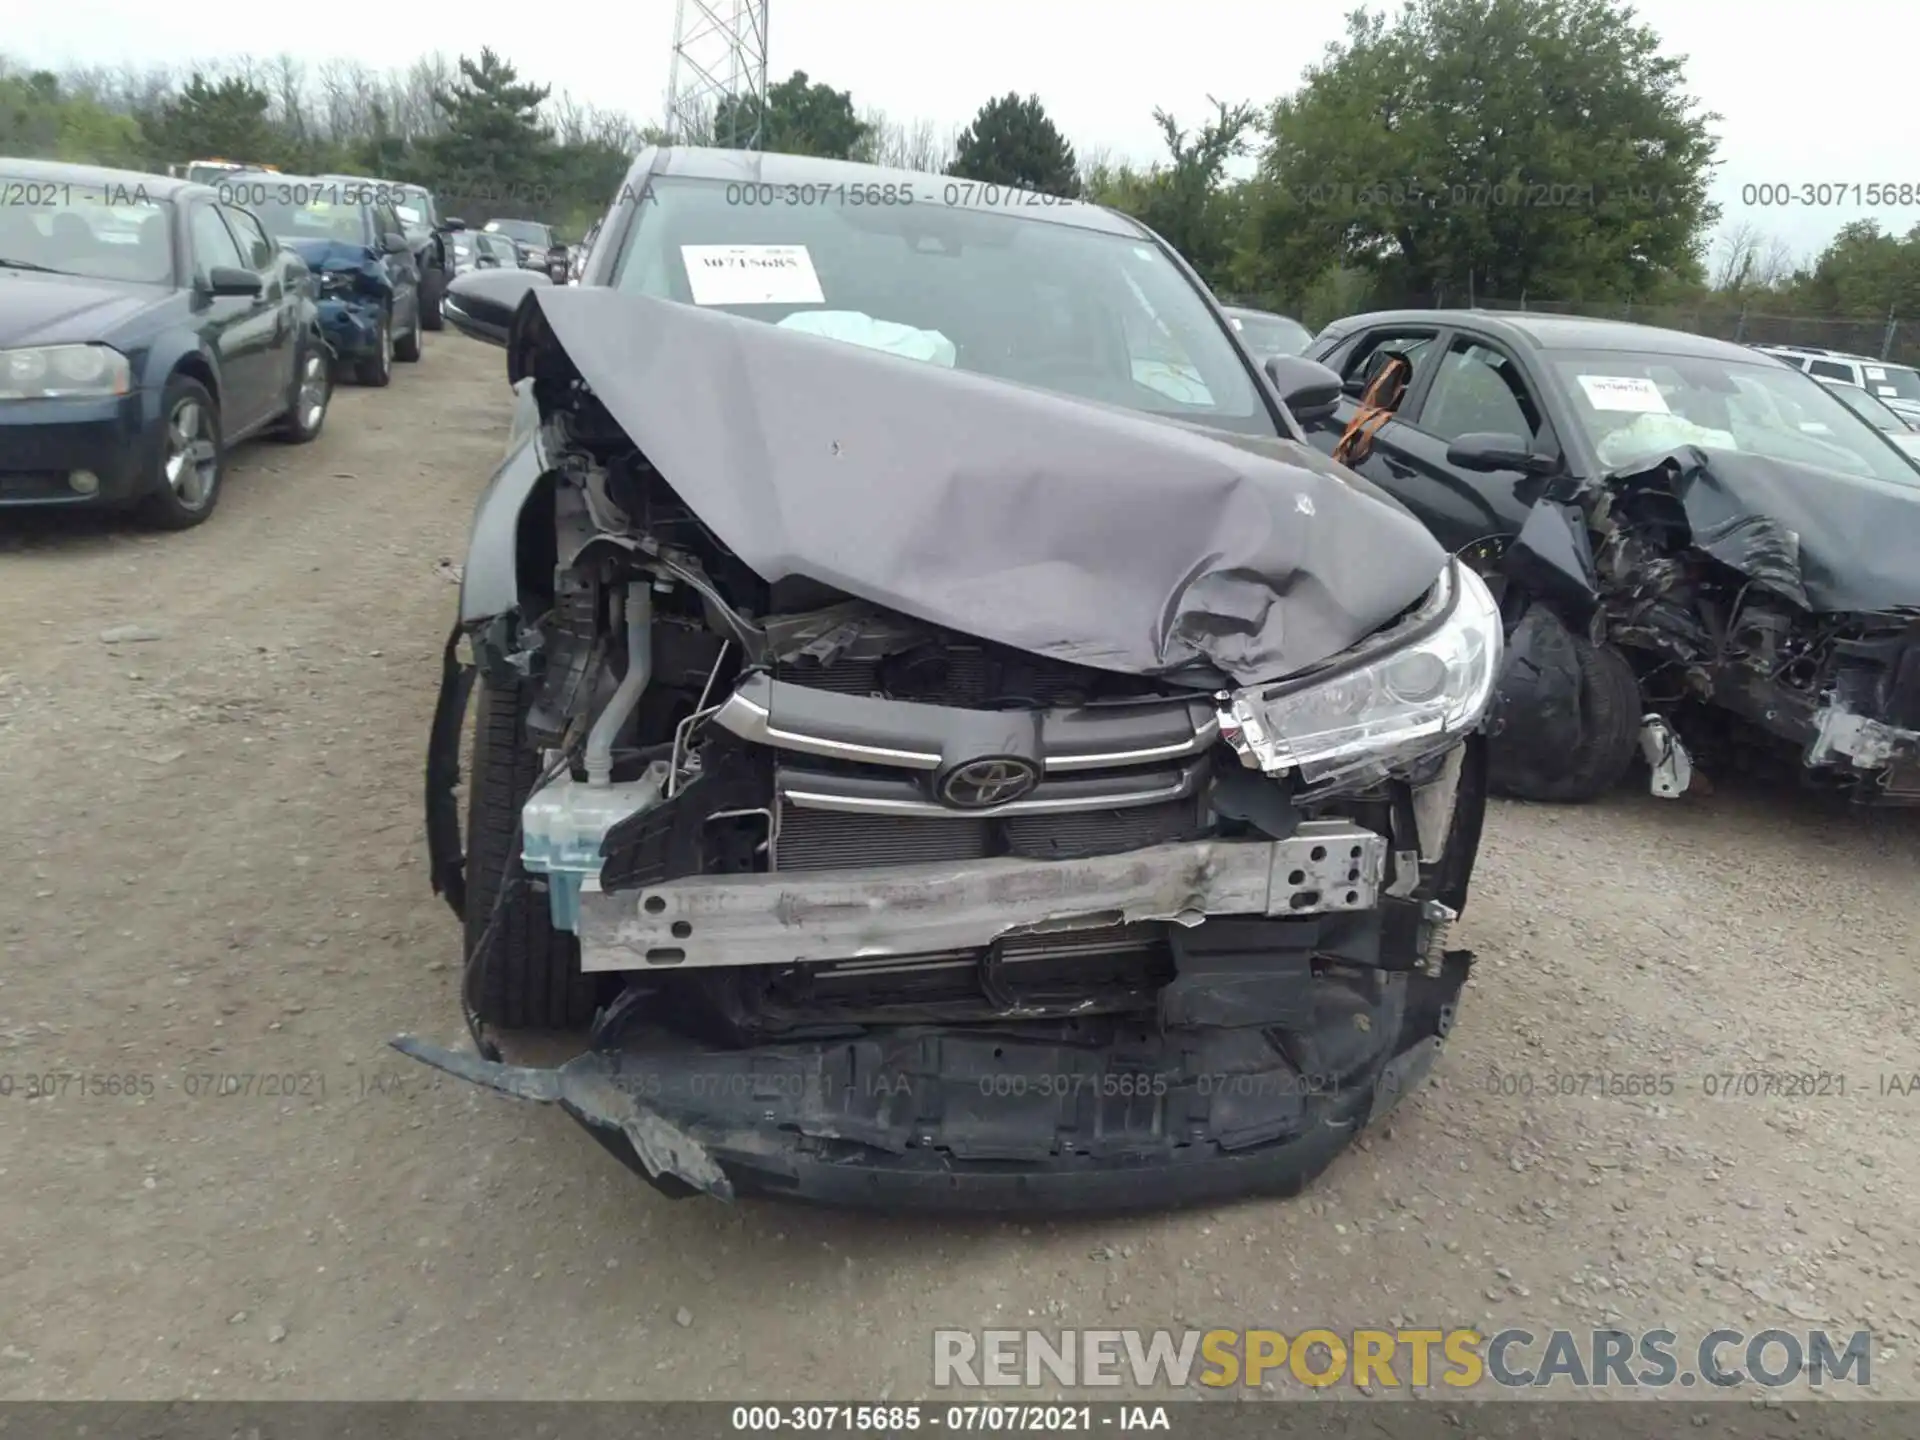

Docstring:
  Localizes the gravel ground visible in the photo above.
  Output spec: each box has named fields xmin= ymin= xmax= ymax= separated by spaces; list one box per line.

xmin=2 ymin=332 xmax=1917 ymax=1403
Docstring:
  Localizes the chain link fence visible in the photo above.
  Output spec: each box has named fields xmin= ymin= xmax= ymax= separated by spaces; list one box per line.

xmin=1410 ymin=292 xmax=1911 ymax=365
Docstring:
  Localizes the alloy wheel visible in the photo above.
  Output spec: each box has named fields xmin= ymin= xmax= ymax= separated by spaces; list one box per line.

xmin=297 ymin=353 xmax=328 ymax=430
xmin=163 ymin=400 xmax=219 ymax=509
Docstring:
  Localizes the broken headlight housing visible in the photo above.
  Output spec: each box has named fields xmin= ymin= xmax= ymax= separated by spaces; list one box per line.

xmin=1219 ymin=559 xmax=1501 ymax=791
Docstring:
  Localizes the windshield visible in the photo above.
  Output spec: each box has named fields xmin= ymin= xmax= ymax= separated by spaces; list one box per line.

xmin=0 ymin=177 xmax=173 ymax=284
xmin=249 ymin=192 xmax=370 ymax=247
xmin=607 ymin=176 xmax=1273 ymax=435
xmin=1854 ymin=359 xmax=1920 ymax=403
xmin=1551 ymin=350 xmax=1920 ymax=485
xmin=485 ymin=219 xmax=548 ymax=245
xmin=1229 ymin=311 xmax=1313 ymax=357
xmin=1822 ymin=379 xmax=1911 ymax=432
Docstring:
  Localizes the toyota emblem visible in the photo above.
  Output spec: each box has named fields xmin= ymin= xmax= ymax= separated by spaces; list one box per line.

xmin=936 ymin=757 xmax=1041 ymax=809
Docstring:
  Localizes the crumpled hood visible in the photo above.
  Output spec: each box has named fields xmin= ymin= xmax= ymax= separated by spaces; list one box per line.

xmin=281 ymin=238 xmax=378 ymax=276
xmin=1608 ymin=446 xmax=1920 ymax=615
xmin=505 ymin=287 xmax=1446 ymax=686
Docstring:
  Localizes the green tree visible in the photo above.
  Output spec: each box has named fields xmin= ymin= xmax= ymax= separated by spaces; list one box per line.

xmin=1790 ymin=221 xmax=1920 ymax=319
xmin=353 ymin=100 xmax=413 ymax=177
xmin=712 ymin=71 xmax=870 ymax=157
xmin=0 ymin=68 xmax=144 ymax=166
xmin=1247 ymin=0 xmax=1720 ymax=304
xmin=421 ymin=49 xmax=552 ymax=202
xmin=139 ymin=72 xmax=278 ymax=166
xmin=949 ymin=93 xmax=1079 ymax=196
xmin=1130 ymin=101 xmax=1259 ymax=283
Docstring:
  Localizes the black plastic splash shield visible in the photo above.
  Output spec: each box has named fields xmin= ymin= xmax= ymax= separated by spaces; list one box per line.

xmin=391 ymin=941 xmax=1471 ymax=1214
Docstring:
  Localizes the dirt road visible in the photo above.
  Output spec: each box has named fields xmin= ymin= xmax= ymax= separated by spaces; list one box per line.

xmin=3 ymin=332 xmax=1918 ymax=1401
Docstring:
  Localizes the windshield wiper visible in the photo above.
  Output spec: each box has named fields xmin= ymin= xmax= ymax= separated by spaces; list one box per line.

xmin=0 ymin=257 xmax=63 ymax=274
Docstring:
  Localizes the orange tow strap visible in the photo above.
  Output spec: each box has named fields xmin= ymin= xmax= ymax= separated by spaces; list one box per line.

xmin=1333 ymin=354 xmax=1411 ymax=467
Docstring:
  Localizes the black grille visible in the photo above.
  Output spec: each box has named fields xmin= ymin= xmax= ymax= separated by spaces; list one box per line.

xmin=775 ymin=647 xmax=1144 ymax=708
xmin=776 ymin=809 xmax=990 ymax=872
xmin=774 ymin=796 xmax=1206 ymax=873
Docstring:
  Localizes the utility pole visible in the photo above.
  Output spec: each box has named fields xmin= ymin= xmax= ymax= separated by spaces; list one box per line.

xmin=1882 ymin=303 xmax=1898 ymax=361
xmin=667 ymin=0 xmax=771 ymax=150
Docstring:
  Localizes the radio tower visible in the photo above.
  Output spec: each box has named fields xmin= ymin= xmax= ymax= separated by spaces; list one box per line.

xmin=666 ymin=0 xmax=771 ymax=149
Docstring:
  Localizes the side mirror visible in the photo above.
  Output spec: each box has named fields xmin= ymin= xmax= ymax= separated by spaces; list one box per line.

xmin=442 ymin=216 xmax=467 ymax=231
xmin=380 ymin=232 xmax=411 ymax=255
xmin=444 ymin=267 xmax=550 ymax=348
xmin=1263 ymin=353 xmax=1343 ymax=424
xmin=204 ymin=266 xmax=262 ymax=298
xmin=1446 ymin=431 xmax=1561 ymax=476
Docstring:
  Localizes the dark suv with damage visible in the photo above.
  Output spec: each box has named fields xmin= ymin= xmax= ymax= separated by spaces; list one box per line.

xmin=405 ymin=148 xmax=1504 ymax=1213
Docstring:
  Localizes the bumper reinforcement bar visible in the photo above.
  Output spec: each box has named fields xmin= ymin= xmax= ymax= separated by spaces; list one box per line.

xmin=574 ymin=820 xmax=1387 ymax=972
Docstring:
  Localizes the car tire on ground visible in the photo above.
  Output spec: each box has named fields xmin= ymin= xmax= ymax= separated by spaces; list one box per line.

xmin=465 ymin=677 xmax=598 ymax=1031
xmin=274 ymin=342 xmax=332 ymax=444
xmin=394 ymin=305 xmax=423 ymax=364
xmin=420 ymin=270 xmax=446 ymax=332
xmin=1494 ymin=637 xmax=1642 ymax=803
xmin=138 ymin=375 xmax=224 ymax=531
xmin=354 ymin=311 xmax=394 ymax=387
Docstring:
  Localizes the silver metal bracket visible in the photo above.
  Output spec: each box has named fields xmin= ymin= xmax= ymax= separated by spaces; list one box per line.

xmin=1638 ymin=713 xmax=1693 ymax=799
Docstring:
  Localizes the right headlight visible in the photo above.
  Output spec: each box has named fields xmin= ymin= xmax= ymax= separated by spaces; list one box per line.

xmin=1219 ymin=559 xmax=1502 ymax=791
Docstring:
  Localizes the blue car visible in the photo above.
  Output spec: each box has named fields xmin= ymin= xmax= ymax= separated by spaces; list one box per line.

xmin=230 ymin=173 xmax=425 ymax=386
xmin=0 ymin=158 xmax=333 ymax=529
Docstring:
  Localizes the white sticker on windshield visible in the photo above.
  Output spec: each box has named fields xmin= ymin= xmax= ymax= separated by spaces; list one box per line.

xmin=1878 ymin=386 xmax=1899 ymax=397
xmin=1865 ymin=366 xmax=1887 ymax=379
xmin=681 ymin=244 xmax=824 ymax=305
xmin=1577 ymin=374 xmax=1670 ymax=413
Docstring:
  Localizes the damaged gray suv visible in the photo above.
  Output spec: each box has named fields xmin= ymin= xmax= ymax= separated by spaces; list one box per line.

xmin=404 ymin=148 xmax=1504 ymax=1212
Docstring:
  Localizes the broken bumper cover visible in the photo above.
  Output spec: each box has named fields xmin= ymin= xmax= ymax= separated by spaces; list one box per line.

xmin=392 ymin=941 xmax=1469 ymax=1213
xmin=574 ymin=820 xmax=1387 ymax=972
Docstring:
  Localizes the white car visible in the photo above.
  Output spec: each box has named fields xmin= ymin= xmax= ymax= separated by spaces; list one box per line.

xmin=1816 ymin=375 xmax=1920 ymax=464
xmin=1755 ymin=344 xmax=1920 ymax=423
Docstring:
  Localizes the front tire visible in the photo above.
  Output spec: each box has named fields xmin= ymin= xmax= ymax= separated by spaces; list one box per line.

xmin=1492 ymin=634 xmax=1642 ymax=803
xmin=465 ymin=678 xmax=597 ymax=1030
xmin=138 ymin=376 xmax=224 ymax=530
xmin=354 ymin=312 xmax=394 ymax=387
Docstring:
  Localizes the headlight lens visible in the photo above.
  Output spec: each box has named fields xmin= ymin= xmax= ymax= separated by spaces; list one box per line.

xmin=318 ymin=269 xmax=360 ymax=297
xmin=1219 ymin=560 xmax=1502 ymax=791
xmin=0 ymin=344 xmax=131 ymax=400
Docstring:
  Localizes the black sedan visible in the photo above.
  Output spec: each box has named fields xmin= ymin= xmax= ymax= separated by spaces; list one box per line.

xmin=1299 ymin=309 xmax=1920 ymax=805
xmin=0 ymin=159 xmax=332 ymax=529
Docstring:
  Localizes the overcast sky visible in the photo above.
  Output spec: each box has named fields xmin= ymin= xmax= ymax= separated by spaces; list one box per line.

xmin=12 ymin=0 xmax=1916 ymax=268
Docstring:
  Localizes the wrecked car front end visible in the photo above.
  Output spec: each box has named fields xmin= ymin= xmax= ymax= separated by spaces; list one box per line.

xmin=409 ymin=274 xmax=1502 ymax=1212
xmin=1492 ymin=448 xmax=1920 ymax=805
xmin=282 ymin=238 xmax=393 ymax=365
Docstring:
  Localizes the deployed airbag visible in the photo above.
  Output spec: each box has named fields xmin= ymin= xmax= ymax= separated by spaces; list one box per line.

xmin=776 ymin=309 xmax=956 ymax=367
xmin=506 ymin=288 xmax=1447 ymax=685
